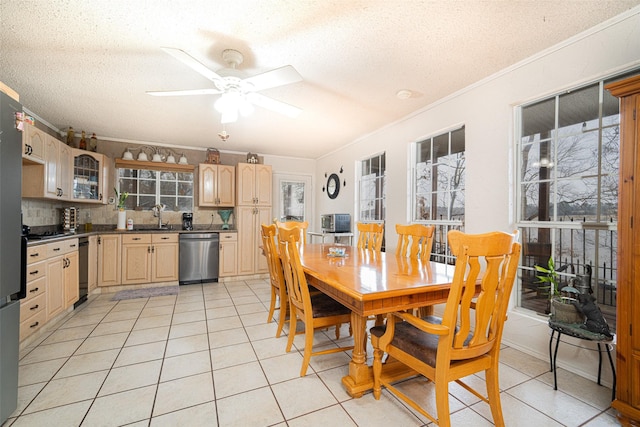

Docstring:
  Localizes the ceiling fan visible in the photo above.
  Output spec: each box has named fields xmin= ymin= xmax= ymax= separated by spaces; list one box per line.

xmin=147 ymin=47 xmax=303 ymax=124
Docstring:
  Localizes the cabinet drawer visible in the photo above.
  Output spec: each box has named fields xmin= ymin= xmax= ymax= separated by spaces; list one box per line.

xmin=20 ymin=309 xmax=47 ymax=342
xmin=220 ymin=232 xmax=237 ymax=242
xmin=26 ymin=245 xmax=46 ymax=264
xmin=152 ymin=233 xmax=178 ymax=243
xmin=122 ymin=234 xmax=152 ymax=245
xmin=20 ymin=293 xmax=46 ymax=322
xmin=26 ymin=261 xmax=46 ymax=282
xmin=47 ymin=238 xmax=78 ymax=257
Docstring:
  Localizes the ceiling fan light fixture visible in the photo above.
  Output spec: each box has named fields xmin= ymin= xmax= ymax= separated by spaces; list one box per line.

xmin=396 ymin=89 xmax=412 ymax=99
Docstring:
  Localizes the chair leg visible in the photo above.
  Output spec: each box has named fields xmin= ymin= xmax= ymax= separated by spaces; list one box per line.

xmin=276 ymin=297 xmax=287 ymax=338
xmin=434 ymin=376 xmax=451 ymax=427
xmin=300 ymin=322 xmax=314 ymax=376
xmin=267 ymin=285 xmax=277 ymax=323
xmin=286 ymin=307 xmax=297 ymax=352
xmin=372 ymin=347 xmax=383 ymax=400
xmin=486 ymin=366 xmax=506 ymax=427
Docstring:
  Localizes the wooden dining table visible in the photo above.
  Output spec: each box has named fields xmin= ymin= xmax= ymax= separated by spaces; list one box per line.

xmin=298 ymin=243 xmax=457 ymax=397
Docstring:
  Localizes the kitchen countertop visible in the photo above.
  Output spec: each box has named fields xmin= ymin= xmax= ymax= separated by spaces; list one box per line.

xmin=25 ymin=227 xmax=236 ymax=246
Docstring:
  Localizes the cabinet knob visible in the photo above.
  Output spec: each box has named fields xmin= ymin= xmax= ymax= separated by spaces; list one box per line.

xmin=30 ymin=321 xmax=39 ymax=328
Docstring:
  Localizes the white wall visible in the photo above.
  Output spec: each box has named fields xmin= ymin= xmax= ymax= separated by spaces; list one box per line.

xmin=314 ymin=8 xmax=640 ymax=386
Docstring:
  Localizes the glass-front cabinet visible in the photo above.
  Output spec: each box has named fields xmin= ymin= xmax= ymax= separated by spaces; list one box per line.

xmin=72 ymin=150 xmax=107 ymax=204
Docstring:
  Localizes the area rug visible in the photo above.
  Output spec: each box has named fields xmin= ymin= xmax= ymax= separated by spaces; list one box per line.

xmin=111 ymin=285 xmax=179 ymax=301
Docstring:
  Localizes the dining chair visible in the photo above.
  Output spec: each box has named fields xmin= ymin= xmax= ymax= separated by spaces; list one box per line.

xmin=261 ymin=224 xmax=288 ymax=338
xmin=275 ymin=220 xmax=308 ymax=245
xmin=395 ymin=223 xmax=435 ymax=261
xmin=370 ymin=230 xmax=521 ymax=427
xmin=356 ymin=222 xmax=384 ymax=251
xmin=277 ymin=223 xmax=354 ymax=376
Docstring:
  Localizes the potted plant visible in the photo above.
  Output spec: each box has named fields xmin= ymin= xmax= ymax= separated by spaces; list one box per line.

xmin=114 ymin=187 xmax=128 ymax=229
xmin=535 ymin=257 xmax=583 ymax=323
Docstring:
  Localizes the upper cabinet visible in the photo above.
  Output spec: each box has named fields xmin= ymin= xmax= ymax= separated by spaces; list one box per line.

xmin=72 ymin=150 xmax=108 ymax=204
xmin=236 ymin=163 xmax=272 ymax=206
xmin=198 ymin=164 xmax=235 ymax=207
xmin=22 ymin=122 xmax=45 ymax=164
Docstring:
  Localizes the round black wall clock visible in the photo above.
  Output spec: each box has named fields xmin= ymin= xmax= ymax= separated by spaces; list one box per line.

xmin=326 ymin=173 xmax=340 ymax=199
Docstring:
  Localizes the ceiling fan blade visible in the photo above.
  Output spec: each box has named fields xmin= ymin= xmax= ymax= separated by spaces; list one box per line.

xmin=146 ymin=88 xmax=223 ymax=96
xmin=243 ymin=65 xmax=302 ymax=91
xmin=161 ymin=47 xmax=224 ymax=82
xmin=247 ymin=93 xmax=301 ymax=118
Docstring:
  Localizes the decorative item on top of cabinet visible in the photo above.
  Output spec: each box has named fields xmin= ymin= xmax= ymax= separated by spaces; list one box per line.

xmin=198 ymin=163 xmax=235 ymax=207
xmin=246 ymin=152 xmax=259 ymax=164
xmin=605 ymin=74 xmax=640 ymax=426
xmin=206 ymin=148 xmax=220 ymax=164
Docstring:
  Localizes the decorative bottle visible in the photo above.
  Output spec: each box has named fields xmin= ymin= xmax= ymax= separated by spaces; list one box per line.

xmin=79 ymin=130 xmax=87 ymax=150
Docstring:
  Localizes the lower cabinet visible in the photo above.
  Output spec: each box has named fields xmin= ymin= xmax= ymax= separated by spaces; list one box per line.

xmin=219 ymin=232 xmax=238 ymax=277
xmin=98 ymin=234 xmax=121 ymax=286
xmin=151 ymin=234 xmax=179 ymax=282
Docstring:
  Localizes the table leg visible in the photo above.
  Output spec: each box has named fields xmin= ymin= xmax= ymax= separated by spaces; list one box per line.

xmin=552 ymin=332 xmax=561 ymax=390
xmin=341 ymin=312 xmax=371 ymax=398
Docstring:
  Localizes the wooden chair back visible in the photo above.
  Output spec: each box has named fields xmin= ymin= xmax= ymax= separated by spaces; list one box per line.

xmin=371 ymin=230 xmax=521 ymax=426
xmin=395 ymin=224 xmax=435 ymax=261
xmin=275 ymin=220 xmax=308 ymax=245
xmin=261 ymin=223 xmax=287 ymax=337
xmin=356 ymin=222 xmax=384 ymax=251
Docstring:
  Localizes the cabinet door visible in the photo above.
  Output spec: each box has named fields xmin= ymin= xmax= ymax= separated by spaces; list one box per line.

xmin=237 ymin=163 xmax=256 ymax=205
xmin=152 ymin=242 xmax=179 ymax=282
xmin=22 ymin=122 xmax=45 ymax=164
xmin=98 ymin=234 xmax=121 ymax=286
xmin=217 ymin=165 xmax=236 ymax=206
xmin=58 ymin=143 xmax=73 ymax=200
xmin=46 ymin=256 xmax=65 ymax=320
xmin=255 ymin=165 xmax=272 ymax=206
xmin=88 ymin=235 xmax=98 ymax=293
xmin=219 ymin=233 xmax=237 ymax=277
xmin=122 ymin=242 xmax=152 ymax=284
xmin=199 ymin=164 xmax=217 ymax=206
xmin=72 ymin=151 xmax=104 ymax=203
xmin=237 ymin=207 xmax=257 ymax=275
xmin=44 ymin=136 xmax=60 ymax=198
xmin=64 ymin=251 xmax=79 ymax=308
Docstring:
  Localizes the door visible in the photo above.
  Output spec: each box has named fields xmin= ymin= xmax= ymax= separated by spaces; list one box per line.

xmin=274 ymin=173 xmax=312 ymax=224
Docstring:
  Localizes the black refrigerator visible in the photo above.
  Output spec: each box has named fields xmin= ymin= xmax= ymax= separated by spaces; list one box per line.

xmin=0 ymin=90 xmax=25 ymax=424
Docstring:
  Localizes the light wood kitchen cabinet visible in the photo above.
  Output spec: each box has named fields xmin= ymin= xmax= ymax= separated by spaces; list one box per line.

xmin=98 ymin=234 xmax=122 ymax=287
xmin=606 ymin=74 xmax=640 ymax=425
xmin=88 ymin=235 xmax=98 ymax=293
xmin=236 ymin=163 xmax=272 ymax=206
xmin=72 ymin=150 xmax=108 ymax=204
xmin=64 ymin=251 xmax=79 ymax=308
xmin=20 ymin=246 xmax=47 ymax=341
xmin=21 ymin=121 xmax=45 ymax=164
xmin=237 ymin=206 xmax=271 ymax=275
xmin=219 ymin=232 xmax=238 ymax=277
xmin=22 ymin=134 xmax=72 ymax=200
xmin=44 ymin=238 xmax=78 ymax=321
xmin=198 ymin=163 xmax=235 ymax=207
xmin=122 ymin=233 xmax=179 ymax=285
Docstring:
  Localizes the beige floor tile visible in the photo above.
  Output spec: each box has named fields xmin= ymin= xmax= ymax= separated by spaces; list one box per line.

xmin=54 ymin=348 xmax=119 ymax=379
xmin=58 ymin=313 xmax=105 ymax=329
xmin=19 ymin=339 xmax=83 ymax=365
xmin=171 ymin=309 xmax=206 ymax=325
xmin=210 ymin=342 xmax=257 ymax=371
xmin=175 ymin=295 xmax=204 ymax=305
xmin=83 ymin=385 xmax=156 ymax=426
xmin=165 ymin=333 xmax=209 ymax=357
xmin=213 ymin=361 xmax=268 ymax=398
xmin=125 ymin=325 xmax=170 ymax=347
xmin=114 ymin=341 xmax=167 ymax=368
xmin=204 ymin=297 xmax=233 ymax=308
xmin=206 ymin=315 xmax=242 ymax=332
xmin=18 ymin=358 xmax=66 ymax=387
xmin=39 ymin=324 xmax=95 ymax=345
xmin=271 ymin=375 xmax=338 ymax=419
xmin=208 ymin=327 xmax=249 ymax=348
xmin=153 ymin=372 xmax=214 ymax=417
xmin=133 ymin=314 xmax=172 ymax=330
xmin=144 ymin=295 xmax=177 ymax=307
xmin=22 ymin=370 xmax=108 ymax=414
xmin=174 ymin=300 xmax=205 ymax=313
xmin=287 ymin=404 xmax=357 ymax=427
xmin=101 ymin=308 xmax=142 ymax=323
xmin=139 ymin=304 xmax=174 ymax=317
xmin=14 ymin=382 xmax=46 ymax=416
xmin=472 ymin=391 xmax=562 ymax=426
xmin=340 ymin=390 xmax=423 ymax=427
xmin=169 ymin=320 xmax=207 ymax=339
xmin=582 ymin=411 xmax=624 ymax=426
xmin=149 ymin=401 xmax=218 ymax=427
xmin=90 ymin=318 xmax=136 ymax=337
xmin=250 ymin=336 xmax=288 ymax=360
xmin=260 ymin=352 xmax=304 ymax=384
xmin=235 ymin=302 xmax=267 ymax=315
xmin=74 ymin=332 xmax=129 ymax=355
xmin=307 ymin=348 xmax=352 ymax=374
xmin=160 ymin=350 xmax=212 ymax=382
xmin=537 ymin=367 xmax=614 ymax=410
xmin=244 ymin=322 xmax=279 ymax=341
xmin=239 ymin=311 xmax=269 ymax=327
xmin=205 ymin=306 xmax=238 ymax=319
xmin=10 ymin=400 xmax=92 ymax=427
xmin=316 ymin=366 xmax=352 ymax=402
xmin=216 ymin=387 xmax=284 ymax=427
xmin=99 ymin=359 xmax=162 ymax=396
xmin=231 ymin=295 xmax=261 ymax=305
xmin=499 ymin=346 xmax=550 ymax=378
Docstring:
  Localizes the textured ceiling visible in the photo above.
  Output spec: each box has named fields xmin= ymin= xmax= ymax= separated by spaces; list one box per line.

xmin=1 ymin=1 xmax=639 ymax=159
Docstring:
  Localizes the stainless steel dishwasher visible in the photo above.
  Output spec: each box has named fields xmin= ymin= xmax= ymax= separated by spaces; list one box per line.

xmin=179 ymin=233 xmax=219 ymax=285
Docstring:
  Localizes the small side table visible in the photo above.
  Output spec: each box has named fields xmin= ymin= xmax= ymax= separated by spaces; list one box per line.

xmin=548 ymin=320 xmax=616 ymax=401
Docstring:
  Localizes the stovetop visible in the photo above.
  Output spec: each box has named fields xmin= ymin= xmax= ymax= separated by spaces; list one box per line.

xmin=26 ymin=231 xmax=73 ymax=240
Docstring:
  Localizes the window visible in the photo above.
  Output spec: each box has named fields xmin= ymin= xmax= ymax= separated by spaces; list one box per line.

xmin=280 ymin=180 xmax=306 ymax=221
xmin=358 ymin=153 xmax=385 ymax=221
xmin=515 ymin=71 xmax=639 ymax=327
xmin=413 ymin=126 xmax=465 ymax=263
xmin=117 ymin=168 xmax=194 ymax=211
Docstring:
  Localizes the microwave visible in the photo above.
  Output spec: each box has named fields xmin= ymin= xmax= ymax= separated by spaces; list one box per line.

xmin=321 ymin=213 xmax=351 ymax=233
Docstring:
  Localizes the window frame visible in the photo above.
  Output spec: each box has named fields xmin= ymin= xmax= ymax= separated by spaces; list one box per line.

xmin=116 ymin=167 xmax=194 ymax=212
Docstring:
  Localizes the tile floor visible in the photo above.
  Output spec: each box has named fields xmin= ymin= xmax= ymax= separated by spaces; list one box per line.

xmin=5 ymin=279 xmax=619 ymax=427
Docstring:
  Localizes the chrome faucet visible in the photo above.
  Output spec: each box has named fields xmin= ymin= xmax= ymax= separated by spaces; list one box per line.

xmin=153 ymin=204 xmax=166 ymax=229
